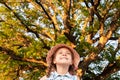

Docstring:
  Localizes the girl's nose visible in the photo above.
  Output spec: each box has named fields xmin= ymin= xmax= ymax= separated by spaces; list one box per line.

xmin=62 ymin=53 xmax=67 ymax=56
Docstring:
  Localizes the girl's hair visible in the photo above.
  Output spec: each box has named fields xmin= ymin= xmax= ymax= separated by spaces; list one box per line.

xmin=46 ymin=47 xmax=76 ymax=77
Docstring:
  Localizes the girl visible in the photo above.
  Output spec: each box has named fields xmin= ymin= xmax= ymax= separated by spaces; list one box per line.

xmin=40 ymin=44 xmax=80 ymax=80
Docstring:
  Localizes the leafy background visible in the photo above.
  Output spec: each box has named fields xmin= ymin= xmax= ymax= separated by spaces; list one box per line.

xmin=0 ymin=0 xmax=120 ymax=80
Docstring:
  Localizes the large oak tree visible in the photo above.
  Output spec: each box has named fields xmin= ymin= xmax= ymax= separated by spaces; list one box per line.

xmin=0 ymin=0 xmax=120 ymax=80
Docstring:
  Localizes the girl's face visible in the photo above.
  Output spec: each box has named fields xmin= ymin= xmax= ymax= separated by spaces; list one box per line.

xmin=53 ymin=48 xmax=73 ymax=66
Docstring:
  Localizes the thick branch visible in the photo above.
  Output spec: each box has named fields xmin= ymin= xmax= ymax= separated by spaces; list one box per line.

xmin=78 ymin=52 xmax=99 ymax=78
xmin=64 ymin=31 xmax=76 ymax=44
xmin=62 ymin=0 xmax=77 ymax=44
xmin=99 ymin=10 xmax=120 ymax=47
xmin=41 ymin=31 xmax=55 ymax=41
xmin=0 ymin=46 xmax=47 ymax=67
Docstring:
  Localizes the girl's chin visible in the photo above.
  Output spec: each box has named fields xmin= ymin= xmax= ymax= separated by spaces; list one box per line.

xmin=57 ymin=62 xmax=71 ymax=65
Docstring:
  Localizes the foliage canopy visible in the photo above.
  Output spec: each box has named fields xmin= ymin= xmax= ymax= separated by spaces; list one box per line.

xmin=0 ymin=0 xmax=120 ymax=80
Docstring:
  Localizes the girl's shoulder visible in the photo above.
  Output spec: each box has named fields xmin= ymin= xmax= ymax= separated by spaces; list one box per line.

xmin=72 ymin=75 xmax=80 ymax=80
xmin=72 ymin=75 xmax=77 ymax=80
xmin=40 ymin=75 xmax=47 ymax=80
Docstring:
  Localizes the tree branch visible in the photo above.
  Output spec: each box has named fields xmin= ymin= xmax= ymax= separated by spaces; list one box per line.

xmin=94 ymin=62 xmax=120 ymax=80
xmin=0 ymin=46 xmax=47 ymax=67
xmin=78 ymin=9 xmax=120 ymax=79
xmin=61 ymin=0 xmax=77 ymax=44
xmin=3 ymin=2 xmax=40 ymax=38
xmin=78 ymin=52 xmax=99 ymax=78
xmin=98 ymin=10 xmax=120 ymax=47
xmin=84 ymin=0 xmax=90 ymax=8
xmin=84 ymin=0 xmax=100 ymax=44
xmin=34 ymin=0 xmax=59 ymax=31
xmin=33 ymin=0 xmax=60 ymax=40
xmin=3 ymin=2 xmax=50 ymax=50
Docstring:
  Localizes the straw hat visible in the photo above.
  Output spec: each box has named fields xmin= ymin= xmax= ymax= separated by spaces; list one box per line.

xmin=46 ymin=44 xmax=80 ymax=70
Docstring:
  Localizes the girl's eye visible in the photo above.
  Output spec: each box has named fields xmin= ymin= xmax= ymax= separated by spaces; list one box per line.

xmin=59 ymin=52 xmax=62 ymax=54
xmin=67 ymin=52 xmax=71 ymax=54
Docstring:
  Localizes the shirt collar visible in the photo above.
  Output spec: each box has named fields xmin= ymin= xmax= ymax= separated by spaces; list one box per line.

xmin=52 ymin=71 xmax=72 ymax=78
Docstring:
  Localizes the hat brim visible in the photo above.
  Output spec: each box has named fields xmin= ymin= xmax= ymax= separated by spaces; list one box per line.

xmin=46 ymin=44 xmax=80 ymax=70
